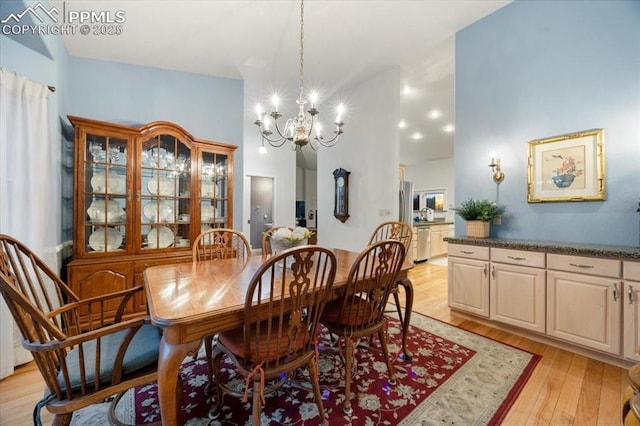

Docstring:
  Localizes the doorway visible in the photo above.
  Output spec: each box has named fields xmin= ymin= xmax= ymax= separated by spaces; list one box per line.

xmin=249 ymin=176 xmax=274 ymax=250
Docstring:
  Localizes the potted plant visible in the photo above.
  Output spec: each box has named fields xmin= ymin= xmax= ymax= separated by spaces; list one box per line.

xmin=453 ymin=198 xmax=503 ymax=238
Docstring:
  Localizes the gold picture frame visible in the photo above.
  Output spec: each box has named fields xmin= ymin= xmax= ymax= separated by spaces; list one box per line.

xmin=527 ymin=129 xmax=605 ymax=203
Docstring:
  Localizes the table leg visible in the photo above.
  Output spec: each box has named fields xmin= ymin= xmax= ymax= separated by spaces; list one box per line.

xmin=397 ymin=278 xmax=414 ymax=361
xmin=157 ymin=336 xmax=200 ymax=426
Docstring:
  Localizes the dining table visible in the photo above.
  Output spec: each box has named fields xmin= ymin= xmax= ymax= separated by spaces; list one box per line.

xmin=144 ymin=248 xmax=414 ymax=425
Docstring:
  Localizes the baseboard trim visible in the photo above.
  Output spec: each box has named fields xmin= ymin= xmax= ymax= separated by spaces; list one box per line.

xmin=450 ymin=308 xmax=635 ymax=369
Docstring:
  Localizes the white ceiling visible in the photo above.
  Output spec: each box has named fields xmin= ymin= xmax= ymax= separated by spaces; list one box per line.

xmin=51 ymin=0 xmax=510 ymax=166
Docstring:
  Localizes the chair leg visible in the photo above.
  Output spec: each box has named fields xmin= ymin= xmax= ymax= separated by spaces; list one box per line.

xmin=252 ymin=381 xmax=262 ymax=426
xmin=393 ymin=288 xmax=404 ymax=328
xmin=204 ymin=335 xmax=214 ymax=394
xmin=52 ymin=413 xmax=73 ymax=426
xmin=343 ymin=336 xmax=354 ymax=415
xmin=210 ymin=352 xmax=224 ymax=420
xmin=307 ymin=357 xmax=328 ymax=425
xmin=378 ymin=328 xmax=396 ymax=385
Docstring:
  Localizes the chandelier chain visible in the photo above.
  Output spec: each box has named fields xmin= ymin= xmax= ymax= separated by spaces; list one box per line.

xmin=299 ymin=0 xmax=304 ymax=99
xmin=255 ymin=0 xmax=344 ymax=151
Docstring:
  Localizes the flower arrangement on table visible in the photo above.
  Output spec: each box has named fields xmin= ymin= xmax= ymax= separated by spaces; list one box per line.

xmin=270 ymin=226 xmax=314 ymax=252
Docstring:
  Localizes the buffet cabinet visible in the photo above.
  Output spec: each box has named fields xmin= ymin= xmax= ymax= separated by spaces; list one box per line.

xmin=449 ymin=243 xmax=640 ymax=363
xmin=67 ymin=116 xmax=237 ymax=325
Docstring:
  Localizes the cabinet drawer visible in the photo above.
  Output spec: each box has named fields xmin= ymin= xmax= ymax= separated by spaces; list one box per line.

xmin=547 ymin=253 xmax=621 ymax=278
xmin=133 ymin=255 xmax=191 ymax=273
xmin=624 ymin=261 xmax=640 ymax=281
xmin=448 ymin=244 xmax=489 ymax=261
xmin=491 ymin=248 xmax=545 ymax=268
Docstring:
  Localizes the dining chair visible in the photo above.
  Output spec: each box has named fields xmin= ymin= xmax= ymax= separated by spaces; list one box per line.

xmin=320 ymin=239 xmax=406 ymax=415
xmin=192 ymin=228 xmax=252 ymax=262
xmin=209 ymin=245 xmax=337 ymax=426
xmin=0 ymin=234 xmax=161 ymax=426
xmin=192 ymin=228 xmax=252 ymax=383
xmin=261 ymin=226 xmax=293 ymax=255
xmin=368 ymin=221 xmax=413 ymax=330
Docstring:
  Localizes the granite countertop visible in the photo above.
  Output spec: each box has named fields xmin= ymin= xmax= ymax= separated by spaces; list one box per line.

xmin=444 ymin=237 xmax=640 ymax=261
xmin=413 ymin=220 xmax=454 ymax=227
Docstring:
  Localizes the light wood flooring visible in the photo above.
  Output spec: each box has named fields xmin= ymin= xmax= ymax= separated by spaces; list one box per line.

xmin=0 ymin=261 xmax=628 ymax=425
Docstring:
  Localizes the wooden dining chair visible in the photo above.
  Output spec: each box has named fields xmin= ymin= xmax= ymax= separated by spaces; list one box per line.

xmin=261 ymin=226 xmax=293 ymax=255
xmin=192 ymin=228 xmax=252 ymax=378
xmin=368 ymin=221 xmax=413 ymax=330
xmin=0 ymin=234 xmax=161 ymax=426
xmin=210 ymin=245 xmax=337 ymax=426
xmin=320 ymin=239 xmax=406 ymax=415
xmin=192 ymin=228 xmax=252 ymax=262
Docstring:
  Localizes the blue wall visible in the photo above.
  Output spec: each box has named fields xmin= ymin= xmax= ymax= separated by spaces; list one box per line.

xmin=66 ymin=57 xmax=243 ymax=145
xmin=66 ymin=57 xmax=245 ymax=229
xmin=456 ymin=0 xmax=640 ymax=246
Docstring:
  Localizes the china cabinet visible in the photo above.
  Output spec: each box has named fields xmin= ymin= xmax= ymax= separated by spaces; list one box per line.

xmin=67 ymin=116 xmax=237 ymax=325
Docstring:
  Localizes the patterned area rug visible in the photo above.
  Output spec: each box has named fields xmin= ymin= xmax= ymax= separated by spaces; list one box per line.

xmin=72 ymin=312 xmax=539 ymax=425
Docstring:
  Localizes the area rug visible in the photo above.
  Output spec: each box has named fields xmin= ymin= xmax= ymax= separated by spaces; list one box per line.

xmin=72 ymin=312 xmax=539 ymax=425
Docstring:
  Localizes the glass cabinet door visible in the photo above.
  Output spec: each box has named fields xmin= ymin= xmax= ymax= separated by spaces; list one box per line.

xmin=140 ymin=134 xmax=192 ymax=250
xmin=84 ymin=134 xmax=128 ymax=254
xmin=200 ymin=150 xmax=229 ymax=231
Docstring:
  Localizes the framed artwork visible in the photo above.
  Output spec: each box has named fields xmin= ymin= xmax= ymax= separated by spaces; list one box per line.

xmin=527 ymin=129 xmax=605 ymax=202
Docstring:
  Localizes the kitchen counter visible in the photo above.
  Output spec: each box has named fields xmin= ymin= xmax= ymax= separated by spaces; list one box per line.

xmin=413 ymin=220 xmax=453 ymax=227
xmin=444 ymin=237 xmax=640 ymax=260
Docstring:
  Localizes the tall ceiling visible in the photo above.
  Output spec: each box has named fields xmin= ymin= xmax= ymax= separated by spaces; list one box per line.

xmin=50 ymin=0 xmax=510 ymax=166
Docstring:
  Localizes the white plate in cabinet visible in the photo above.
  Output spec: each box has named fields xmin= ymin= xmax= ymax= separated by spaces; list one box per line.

xmin=546 ymin=269 xmax=621 ymax=355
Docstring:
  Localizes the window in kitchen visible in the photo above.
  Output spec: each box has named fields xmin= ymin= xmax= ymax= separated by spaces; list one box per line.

xmin=424 ymin=190 xmax=446 ymax=211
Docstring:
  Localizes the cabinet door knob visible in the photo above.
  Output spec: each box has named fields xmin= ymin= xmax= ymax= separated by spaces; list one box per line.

xmin=630 ymin=285 xmax=635 ymax=304
xmin=612 ymin=282 xmax=618 ymax=302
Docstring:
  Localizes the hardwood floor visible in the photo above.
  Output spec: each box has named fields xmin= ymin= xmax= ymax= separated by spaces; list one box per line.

xmin=0 ymin=261 xmax=628 ymax=425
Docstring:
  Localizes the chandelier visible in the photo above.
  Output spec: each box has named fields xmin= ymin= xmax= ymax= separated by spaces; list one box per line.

xmin=255 ymin=0 xmax=345 ymax=152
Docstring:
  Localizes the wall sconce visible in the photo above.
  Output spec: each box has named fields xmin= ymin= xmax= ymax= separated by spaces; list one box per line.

xmin=489 ymin=156 xmax=505 ymax=184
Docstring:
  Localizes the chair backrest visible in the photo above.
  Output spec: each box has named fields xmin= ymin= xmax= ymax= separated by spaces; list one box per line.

xmin=0 ymin=235 xmax=75 ymax=343
xmin=241 ymin=245 xmax=337 ymax=369
xmin=192 ymin=228 xmax=252 ymax=262
xmin=262 ymin=226 xmax=293 ymax=255
xmin=368 ymin=221 xmax=413 ymax=252
xmin=0 ymin=234 xmax=158 ymax=417
xmin=331 ymin=240 xmax=406 ymax=333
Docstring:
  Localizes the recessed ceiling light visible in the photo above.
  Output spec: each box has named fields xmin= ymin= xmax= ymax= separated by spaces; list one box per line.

xmin=429 ymin=110 xmax=442 ymax=119
xmin=403 ymin=85 xmax=411 ymax=95
xmin=411 ymin=132 xmax=423 ymax=140
xmin=443 ymin=124 xmax=454 ymax=133
xmin=398 ymin=120 xmax=407 ymax=129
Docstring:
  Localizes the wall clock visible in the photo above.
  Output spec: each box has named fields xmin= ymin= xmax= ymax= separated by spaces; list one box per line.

xmin=333 ymin=168 xmax=350 ymax=223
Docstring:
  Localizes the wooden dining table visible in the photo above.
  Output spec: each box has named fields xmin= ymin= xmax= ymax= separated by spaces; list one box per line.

xmin=144 ymin=248 xmax=414 ymax=425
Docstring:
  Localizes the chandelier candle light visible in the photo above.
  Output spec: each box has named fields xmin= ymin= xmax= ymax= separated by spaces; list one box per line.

xmin=255 ymin=0 xmax=345 ymax=152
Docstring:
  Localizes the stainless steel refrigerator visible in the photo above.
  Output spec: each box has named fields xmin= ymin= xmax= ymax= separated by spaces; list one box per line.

xmin=399 ymin=180 xmax=414 ymax=227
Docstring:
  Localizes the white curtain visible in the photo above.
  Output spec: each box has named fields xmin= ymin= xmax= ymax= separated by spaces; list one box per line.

xmin=0 ymin=68 xmax=58 ymax=379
